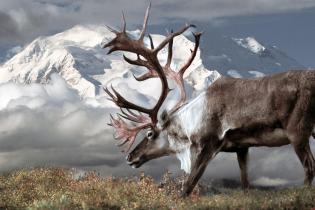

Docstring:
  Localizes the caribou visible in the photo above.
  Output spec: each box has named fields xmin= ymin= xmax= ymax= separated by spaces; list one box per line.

xmin=104 ymin=5 xmax=315 ymax=197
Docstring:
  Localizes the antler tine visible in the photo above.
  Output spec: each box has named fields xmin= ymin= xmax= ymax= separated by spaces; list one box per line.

xmin=168 ymin=31 xmax=202 ymax=114
xmin=104 ymin=87 xmax=117 ymax=101
xmin=105 ymin=25 xmax=119 ymax=34
xmin=119 ymin=108 xmax=151 ymax=124
xmin=139 ymin=3 xmax=151 ymax=41
xmin=121 ymin=11 xmax=126 ymax=32
xmin=118 ymin=112 xmax=139 ymax=123
xmin=178 ymin=32 xmax=202 ymax=75
xmin=165 ymin=30 xmax=174 ymax=68
xmin=148 ymin=34 xmax=154 ymax=49
xmin=126 ymin=108 xmax=139 ymax=117
xmin=107 ymin=114 xmax=114 ymax=126
xmin=108 ymin=114 xmax=152 ymax=153
xmin=120 ymin=108 xmax=135 ymax=118
xmin=123 ymin=54 xmax=160 ymax=82
xmin=105 ymin=85 xmax=152 ymax=114
xmin=133 ymin=70 xmax=158 ymax=81
xmin=123 ymin=54 xmax=150 ymax=69
xmin=103 ymin=5 xmax=153 ymax=56
xmin=154 ymin=24 xmax=196 ymax=53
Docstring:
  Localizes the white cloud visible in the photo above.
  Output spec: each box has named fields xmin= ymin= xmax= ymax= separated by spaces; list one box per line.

xmin=253 ymin=177 xmax=289 ymax=187
xmin=0 ymin=73 xmax=314 ymax=187
xmin=0 ymin=74 xmax=121 ymax=170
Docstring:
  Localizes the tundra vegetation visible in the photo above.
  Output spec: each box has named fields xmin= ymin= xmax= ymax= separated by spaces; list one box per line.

xmin=0 ymin=167 xmax=314 ymax=210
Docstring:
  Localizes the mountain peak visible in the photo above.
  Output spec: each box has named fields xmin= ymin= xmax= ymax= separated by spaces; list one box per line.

xmin=199 ymin=33 xmax=303 ymax=77
xmin=51 ymin=25 xmax=112 ymax=48
xmin=0 ymin=25 xmax=216 ymax=101
xmin=0 ymin=24 xmax=305 ymax=102
xmin=233 ymin=37 xmax=266 ymax=54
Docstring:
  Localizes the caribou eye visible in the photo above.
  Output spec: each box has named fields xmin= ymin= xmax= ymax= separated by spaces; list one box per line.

xmin=146 ymin=130 xmax=154 ymax=139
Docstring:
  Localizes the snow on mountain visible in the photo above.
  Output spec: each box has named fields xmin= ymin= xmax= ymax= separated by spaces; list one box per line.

xmin=233 ymin=37 xmax=265 ymax=54
xmin=199 ymin=32 xmax=304 ymax=78
xmin=0 ymin=24 xmax=305 ymax=109
xmin=0 ymin=25 xmax=218 ymax=109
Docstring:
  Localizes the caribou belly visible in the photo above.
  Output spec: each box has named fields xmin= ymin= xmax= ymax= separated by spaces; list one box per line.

xmin=227 ymin=128 xmax=290 ymax=147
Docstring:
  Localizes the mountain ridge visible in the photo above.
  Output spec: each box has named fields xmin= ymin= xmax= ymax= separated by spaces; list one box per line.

xmin=0 ymin=24 xmax=304 ymax=106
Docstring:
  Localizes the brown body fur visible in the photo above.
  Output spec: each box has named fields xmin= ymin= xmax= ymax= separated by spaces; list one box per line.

xmin=104 ymin=5 xmax=315 ymax=197
xmin=165 ymin=70 xmax=315 ymax=196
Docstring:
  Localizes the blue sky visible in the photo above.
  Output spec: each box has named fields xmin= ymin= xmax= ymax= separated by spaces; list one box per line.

xmin=211 ymin=8 xmax=315 ymax=67
xmin=0 ymin=0 xmax=314 ymax=67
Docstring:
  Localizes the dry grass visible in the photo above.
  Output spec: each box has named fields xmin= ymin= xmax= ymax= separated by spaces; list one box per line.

xmin=0 ymin=167 xmax=314 ymax=210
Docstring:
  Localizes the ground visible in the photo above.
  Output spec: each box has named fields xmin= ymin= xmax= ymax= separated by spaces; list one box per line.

xmin=0 ymin=167 xmax=314 ymax=210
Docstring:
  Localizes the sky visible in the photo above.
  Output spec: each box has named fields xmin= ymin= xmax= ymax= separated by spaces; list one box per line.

xmin=0 ymin=0 xmax=315 ymax=66
xmin=0 ymin=0 xmax=315 ymax=186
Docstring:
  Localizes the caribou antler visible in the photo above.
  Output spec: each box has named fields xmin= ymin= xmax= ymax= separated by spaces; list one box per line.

xmin=168 ymin=32 xmax=202 ymax=113
xmin=108 ymin=112 xmax=151 ymax=152
xmin=133 ymin=32 xmax=202 ymax=113
xmin=103 ymin=4 xmax=199 ymax=152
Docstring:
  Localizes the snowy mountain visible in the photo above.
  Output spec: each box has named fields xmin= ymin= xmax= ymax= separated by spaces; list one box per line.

xmin=0 ymin=24 xmax=304 ymax=105
xmin=200 ymin=32 xmax=304 ymax=78
xmin=0 ymin=25 xmax=219 ymax=107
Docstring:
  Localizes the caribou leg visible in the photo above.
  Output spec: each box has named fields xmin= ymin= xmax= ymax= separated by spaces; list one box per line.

xmin=292 ymin=141 xmax=315 ymax=185
xmin=283 ymin=95 xmax=315 ymax=186
xmin=181 ymin=147 xmax=212 ymax=197
xmin=286 ymin=94 xmax=315 ymax=185
xmin=181 ymin=140 xmax=222 ymax=197
xmin=236 ymin=148 xmax=250 ymax=190
xmin=305 ymin=143 xmax=315 ymax=185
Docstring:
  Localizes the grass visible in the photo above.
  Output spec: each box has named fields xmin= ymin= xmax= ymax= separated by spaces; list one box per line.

xmin=0 ymin=167 xmax=314 ymax=210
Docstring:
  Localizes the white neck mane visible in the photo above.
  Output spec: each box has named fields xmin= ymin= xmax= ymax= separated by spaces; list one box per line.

xmin=168 ymin=92 xmax=207 ymax=174
xmin=168 ymin=136 xmax=192 ymax=173
xmin=176 ymin=91 xmax=207 ymax=140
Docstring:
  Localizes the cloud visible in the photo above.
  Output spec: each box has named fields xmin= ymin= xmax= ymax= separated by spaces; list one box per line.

xmin=253 ymin=177 xmax=289 ymax=187
xmin=1 ymin=0 xmax=315 ymax=45
xmin=0 ymin=74 xmax=314 ymax=186
xmin=0 ymin=73 xmax=179 ymax=178
xmin=0 ymin=11 xmax=20 ymax=43
xmin=0 ymin=74 xmax=123 ymax=171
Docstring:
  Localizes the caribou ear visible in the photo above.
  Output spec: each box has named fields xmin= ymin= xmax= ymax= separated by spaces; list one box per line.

xmin=161 ymin=110 xmax=168 ymax=121
xmin=160 ymin=110 xmax=169 ymax=127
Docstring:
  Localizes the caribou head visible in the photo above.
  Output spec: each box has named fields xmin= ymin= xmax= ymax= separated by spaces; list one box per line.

xmin=104 ymin=4 xmax=201 ymax=169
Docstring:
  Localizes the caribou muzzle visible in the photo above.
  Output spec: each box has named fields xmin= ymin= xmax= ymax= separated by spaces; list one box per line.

xmin=126 ymin=154 xmax=147 ymax=168
xmin=125 ymin=137 xmax=149 ymax=168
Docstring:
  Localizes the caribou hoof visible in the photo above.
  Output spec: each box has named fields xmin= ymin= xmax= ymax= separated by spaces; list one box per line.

xmin=180 ymin=191 xmax=190 ymax=198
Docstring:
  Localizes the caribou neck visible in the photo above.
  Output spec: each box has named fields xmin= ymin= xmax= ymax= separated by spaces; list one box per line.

xmin=163 ymin=92 xmax=209 ymax=173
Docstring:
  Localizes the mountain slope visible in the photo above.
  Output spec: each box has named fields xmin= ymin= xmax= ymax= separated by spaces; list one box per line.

xmin=0 ymin=24 xmax=305 ymax=104
xmin=0 ymin=25 xmax=218 ymax=106
xmin=199 ymin=32 xmax=304 ymax=77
